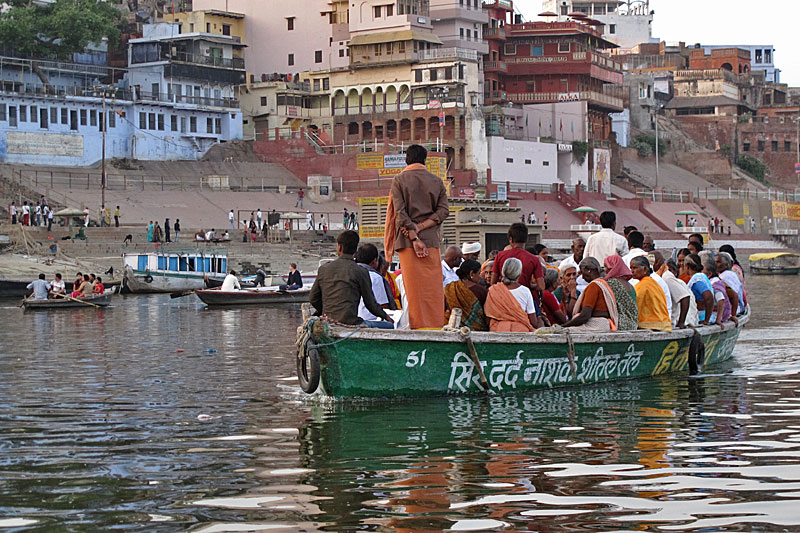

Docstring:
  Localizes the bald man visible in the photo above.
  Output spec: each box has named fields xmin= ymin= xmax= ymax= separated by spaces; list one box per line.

xmin=441 ymin=245 xmax=463 ymax=287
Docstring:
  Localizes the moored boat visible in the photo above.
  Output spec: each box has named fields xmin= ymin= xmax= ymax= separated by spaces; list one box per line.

xmin=748 ymin=252 xmax=800 ymax=275
xmin=22 ymin=292 xmax=113 ymax=309
xmin=195 ymin=286 xmax=311 ymax=306
xmin=123 ymin=251 xmax=228 ymax=293
xmin=295 ymin=307 xmax=749 ymax=399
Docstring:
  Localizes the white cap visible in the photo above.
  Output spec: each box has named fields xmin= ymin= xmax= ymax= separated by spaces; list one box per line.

xmin=462 ymin=242 xmax=482 ymax=255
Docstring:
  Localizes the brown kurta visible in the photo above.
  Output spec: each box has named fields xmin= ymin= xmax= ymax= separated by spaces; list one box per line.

xmin=390 ymin=166 xmax=449 ymax=251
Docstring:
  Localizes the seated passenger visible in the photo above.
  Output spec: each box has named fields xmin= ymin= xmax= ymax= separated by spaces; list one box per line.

xmin=92 ymin=276 xmax=105 ymax=294
xmin=541 ymin=269 xmax=567 ymax=325
xmin=716 ymin=251 xmax=744 ymax=315
xmin=50 ymin=273 xmax=65 ymax=297
xmin=378 ymin=255 xmax=402 ymax=310
xmin=27 ymin=273 xmax=51 ymax=300
xmin=553 ymin=264 xmax=581 ymax=320
xmin=355 ymin=243 xmax=395 ymax=329
xmin=701 ymin=252 xmax=737 ymax=326
xmin=684 ymin=253 xmax=716 ymax=324
xmin=70 ymin=274 xmax=93 ymax=298
xmin=309 ymin=231 xmax=393 ymax=328
xmin=444 ymin=259 xmax=488 ymax=331
xmin=563 ymin=257 xmax=619 ymax=332
xmin=485 ymin=258 xmax=542 ymax=332
xmin=719 ymin=244 xmax=748 ymax=308
xmin=677 ymin=248 xmax=692 ymax=283
xmin=603 ymin=255 xmax=639 ymax=331
xmin=630 ymin=256 xmax=671 ymax=332
xmin=221 ymin=270 xmax=241 ymax=291
xmin=279 ymin=263 xmax=303 ymax=291
xmin=662 ymin=258 xmax=699 ymax=329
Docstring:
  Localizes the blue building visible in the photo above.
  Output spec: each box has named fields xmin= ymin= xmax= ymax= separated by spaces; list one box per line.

xmin=0 ymin=23 xmax=244 ymax=166
xmin=702 ymin=45 xmax=780 ymax=83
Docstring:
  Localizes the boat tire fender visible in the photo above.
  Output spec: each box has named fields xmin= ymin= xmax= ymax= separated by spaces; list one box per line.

xmin=688 ymin=330 xmax=705 ymax=375
xmin=297 ymin=346 xmax=320 ymax=394
xmin=144 ymin=274 xmax=154 ymax=283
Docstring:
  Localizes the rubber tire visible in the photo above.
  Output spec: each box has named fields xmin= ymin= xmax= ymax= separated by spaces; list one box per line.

xmin=144 ymin=275 xmax=154 ymax=283
xmin=297 ymin=346 xmax=320 ymax=394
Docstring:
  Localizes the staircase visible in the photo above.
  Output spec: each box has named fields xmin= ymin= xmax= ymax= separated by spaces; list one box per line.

xmin=555 ymin=187 xmax=600 ymax=224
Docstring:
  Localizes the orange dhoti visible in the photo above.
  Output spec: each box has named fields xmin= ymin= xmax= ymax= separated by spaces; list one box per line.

xmin=398 ymin=247 xmax=445 ymax=329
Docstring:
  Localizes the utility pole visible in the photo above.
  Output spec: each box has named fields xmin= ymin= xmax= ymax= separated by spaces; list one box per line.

xmin=101 ymin=89 xmax=106 ymax=209
xmin=654 ymin=108 xmax=659 ymax=190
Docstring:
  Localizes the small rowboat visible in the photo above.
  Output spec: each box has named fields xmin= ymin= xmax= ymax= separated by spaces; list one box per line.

xmin=748 ymin=252 xmax=800 ymax=275
xmin=295 ymin=306 xmax=749 ymax=399
xmin=195 ymin=286 xmax=311 ymax=306
xmin=22 ymin=293 xmax=113 ymax=309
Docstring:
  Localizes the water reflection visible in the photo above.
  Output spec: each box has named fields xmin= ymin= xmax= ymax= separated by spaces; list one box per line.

xmin=1 ymin=277 xmax=800 ymax=530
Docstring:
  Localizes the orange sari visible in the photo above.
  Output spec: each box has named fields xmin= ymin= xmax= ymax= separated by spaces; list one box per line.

xmin=634 ymin=275 xmax=672 ymax=332
xmin=484 ymin=283 xmax=534 ymax=332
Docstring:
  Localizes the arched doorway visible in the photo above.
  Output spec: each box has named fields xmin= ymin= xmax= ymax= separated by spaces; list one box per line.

xmin=386 ymin=119 xmax=397 ymax=140
xmin=459 ymin=147 xmax=466 ymax=169
xmin=399 ymin=118 xmax=411 ymax=141
xmin=347 ymin=89 xmax=359 ymax=114
xmin=374 ymin=87 xmax=385 ymax=113
xmin=385 ymin=86 xmax=398 ymax=111
xmin=444 ymin=115 xmax=456 ymax=139
xmin=721 ymin=62 xmax=733 ymax=71
xmin=414 ymin=117 xmax=426 ymax=140
xmin=333 ymin=90 xmax=346 ymax=115
xmin=362 ymin=120 xmax=372 ymax=139
xmin=361 ymin=87 xmax=374 ymax=114
xmin=428 ymin=116 xmax=440 ymax=140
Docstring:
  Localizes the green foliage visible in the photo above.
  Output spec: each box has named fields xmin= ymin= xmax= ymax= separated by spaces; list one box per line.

xmin=735 ymin=154 xmax=770 ymax=183
xmin=737 ymin=112 xmax=753 ymax=124
xmin=540 ymin=136 xmax=553 ymax=142
xmin=720 ymin=144 xmax=732 ymax=157
xmin=632 ymin=138 xmax=652 ymax=157
xmin=571 ymin=141 xmax=588 ymax=165
xmin=633 ymin=133 xmax=666 ymax=156
xmin=0 ymin=0 xmax=121 ymax=59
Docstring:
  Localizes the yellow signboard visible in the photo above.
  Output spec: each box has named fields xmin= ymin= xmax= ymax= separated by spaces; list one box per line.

xmin=359 ymin=224 xmax=385 ymax=239
xmin=773 ymin=200 xmax=788 ymax=219
xmin=788 ymin=203 xmax=800 ymax=221
xmin=378 ymin=168 xmax=402 ymax=177
xmin=356 ymin=153 xmax=385 ymax=169
xmin=735 ymin=218 xmax=745 ymax=225
xmin=426 ymin=156 xmax=447 ymax=179
xmin=357 ymin=196 xmax=390 ymax=205
xmin=743 ymin=204 xmax=750 ymax=217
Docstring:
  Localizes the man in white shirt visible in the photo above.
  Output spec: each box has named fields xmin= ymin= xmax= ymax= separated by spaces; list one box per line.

xmin=205 ymin=228 xmax=216 ymax=241
xmin=584 ymin=211 xmax=628 ymax=263
xmin=558 ymin=237 xmax=588 ymax=290
xmin=660 ymin=256 xmax=699 ymax=328
xmin=256 ymin=209 xmax=262 ymax=230
xmin=622 ymin=231 xmax=648 ymax=267
xmin=221 ymin=270 xmax=241 ymax=291
xmin=462 ymin=242 xmax=481 ymax=261
xmin=9 ymin=202 xmax=16 ymax=224
xmin=441 ymin=245 xmax=462 ymax=287
xmin=355 ymin=243 xmax=394 ymax=328
xmin=228 ymin=209 xmax=235 ymax=228
xmin=50 ymin=273 xmax=66 ymax=297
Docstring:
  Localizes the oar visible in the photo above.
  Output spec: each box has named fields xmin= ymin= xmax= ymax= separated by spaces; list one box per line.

xmin=64 ymin=295 xmax=102 ymax=308
xmin=170 ymin=290 xmax=197 ymax=299
xmin=460 ymin=326 xmax=490 ymax=392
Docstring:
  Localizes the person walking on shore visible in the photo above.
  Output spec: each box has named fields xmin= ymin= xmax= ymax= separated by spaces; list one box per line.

xmin=114 ymin=206 xmax=120 ymax=227
xmin=22 ymin=201 xmax=30 ymax=226
xmin=147 ymin=221 xmax=154 ymax=242
xmin=295 ymin=189 xmax=304 ymax=208
xmin=228 ymin=209 xmax=235 ymax=229
xmin=47 ymin=206 xmax=53 ymax=231
xmin=9 ymin=202 xmax=16 ymax=225
xmin=174 ymin=219 xmax=181 ymax=242
xmin=257 ymin=209 xmax=262 ymax=231
xmin=164 ymin=218 xmax=171 ymax=243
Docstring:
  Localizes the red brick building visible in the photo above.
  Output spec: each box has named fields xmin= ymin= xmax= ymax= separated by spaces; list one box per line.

xmin=689 ymin=48 xmax=751 ymax=74
xmin=482 ymin=2 xmax=623 ymax=140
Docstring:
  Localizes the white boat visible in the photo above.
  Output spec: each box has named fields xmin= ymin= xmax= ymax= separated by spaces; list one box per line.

xmin=123 ymin=251 xmax=228 ymax=293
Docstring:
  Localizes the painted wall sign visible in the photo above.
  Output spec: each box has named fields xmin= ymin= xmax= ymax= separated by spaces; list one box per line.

xmin=7 ymin=132 xmax=83 ymax=157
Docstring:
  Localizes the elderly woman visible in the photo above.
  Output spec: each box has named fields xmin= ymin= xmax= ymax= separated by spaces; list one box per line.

xmin=484 ymin=257 xmax=542 ymax=332
xmin=716 ymin=250 xmax=745 ymax=314
xmin=603 ymin=255 xmax=639 ymax=331
xmin=444 ymin=259 xmax=488 ymax=331
xmin=541 ymin=269 xmax=568 ymax=325
xmin=701 ymin=252 xmax=738 ymax=326
xmin=563 ymin=257 xmax=619 ymax=332
xmin=684 ymin=253 xmax=716 ymax=324
xmin=630 ymin=256 xmax=672 ymax=332
xmin=719 ymin=244 xmax=748 ymax=307
xmin=554 ymin=263 xmax=581 ymax=319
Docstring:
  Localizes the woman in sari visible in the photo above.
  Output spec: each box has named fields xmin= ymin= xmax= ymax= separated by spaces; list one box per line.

xmin=719 ymin=244 xmax=748 ymax=309
xmin=553 ymin=264 xmax=580 ymax=320
xmin=677 ymin=248 xmax=692 ymax=283
xmin=630 ymin=256 xmax=672 ymax=332
xmin=484 ymin=258 xmax=541 ymax=332
xmin=563 ymin=257 xmax=619 ymax=332
xmin=542 ymin=269 xmax=568 ymax=325
xmin=701 ymin=252 xmax=737 ymax=326
xmin=444 ymin=259 xmax=487 ymax=331
xmin=603 ymin=255 xmax=639 ymax=331
xmin=378 ymin=255 xmax=402 ymax=309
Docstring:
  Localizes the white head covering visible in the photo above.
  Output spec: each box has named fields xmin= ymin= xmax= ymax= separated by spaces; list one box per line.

xmin=462 ymin=242 xmax=482 ymax=255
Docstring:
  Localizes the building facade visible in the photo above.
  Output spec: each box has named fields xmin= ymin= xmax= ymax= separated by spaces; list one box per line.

xmin=702 ymin=45 xmax=780 ymax=83
xmin=542 ymin=0 xmax=654 ymax=50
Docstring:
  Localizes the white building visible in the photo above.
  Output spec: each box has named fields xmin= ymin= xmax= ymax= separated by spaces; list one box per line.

xmin=702 ymin=45 xmax=780 ymax=83
xmin=542 ymin=0 xmax=655 ymax=50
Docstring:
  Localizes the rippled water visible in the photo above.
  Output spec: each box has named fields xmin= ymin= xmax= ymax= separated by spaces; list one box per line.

xmin=2 ymin=276 xmax=800 ymax=531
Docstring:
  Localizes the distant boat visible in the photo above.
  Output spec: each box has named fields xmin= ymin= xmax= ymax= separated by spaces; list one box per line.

xmin=748 ymin=252 xmax=800 ymax=275
xmin=22 ymin=292 xmax=113 ymax=309
xmin=195 ymin=286 xmax=311 ymax=306
xmin=123 ymin=251 xmax=228 ymax=293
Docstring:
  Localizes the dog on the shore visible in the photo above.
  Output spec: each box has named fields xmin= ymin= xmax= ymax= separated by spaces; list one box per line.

xmin=122 ymin=234 xmax=133 ymax=245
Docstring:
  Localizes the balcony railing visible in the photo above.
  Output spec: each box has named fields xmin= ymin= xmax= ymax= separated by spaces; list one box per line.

xmin=503 ymin=90 xmax=623 ymax=109
xmin=484 ymin=60 xmax=507 ymax=72
xmin=484 ymin=27 xmax=506 ymax=39
xmin=418 ymin=47 xmax=478 ymax=61
xmin=131 ymin=51 xmax=245 ymax=70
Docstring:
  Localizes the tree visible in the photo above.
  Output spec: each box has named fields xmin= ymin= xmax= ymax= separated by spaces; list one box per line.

xmin=0 ymin=0 xmax=121 ymax=88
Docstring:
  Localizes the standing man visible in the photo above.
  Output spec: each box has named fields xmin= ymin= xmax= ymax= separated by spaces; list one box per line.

xmin=46 ymin=205 xmax=53 ymax=231
xmin=22 ymin=201 xmax=30 ymax=226
xmin=343 ymin=208 xmax=349 ymax=230
xmin=34 ymin=203 xmax=41 ymax=226
xmin=583 ymin=211 xmax=628 ymax=263
xmin=114 ymin=206 xmax=120 ymax=227
xmin=295 ymin=188 xmax=304 ymax=208
xmin=543 ymin=211 xmax=548 ymax=230
xmin=384 ymin=144 xmax=449 ymax=329
xmin=256 ymin=208 xmax=263 ymax=231
xmin=174 ymin=219 xmax=181 ymax=242
xmin=164 ymin=218 xmax=171 ymax=243
xmin=228 ymin=209 xmax=235 ymax=229
xmin=306 ymin=211 xmax=314 ymax=231
xmin=9 ymin=201 xmax=16 ymax=224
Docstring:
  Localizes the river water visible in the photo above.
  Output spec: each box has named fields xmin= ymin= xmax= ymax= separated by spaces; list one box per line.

xmin=1 ymin=276 xmax=800 ymax=531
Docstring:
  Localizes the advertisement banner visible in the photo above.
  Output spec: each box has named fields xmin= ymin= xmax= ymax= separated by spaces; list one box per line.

xmin=356 ymin=153 xmax=384 ymax=169
xmin=378 ymin=168 xmax=402 ymax=177
xmin=383 ymin=154 xmax=406 ymax=168
xmin=359 ymin=224 xmax=385 ymax=239
xmin=787 ymin=203 xmax=800 ymax=221
xmin=772 ymin=200 xmax=788 ymax=219
xmin=357 ymin=196 xmax=390 ymax=205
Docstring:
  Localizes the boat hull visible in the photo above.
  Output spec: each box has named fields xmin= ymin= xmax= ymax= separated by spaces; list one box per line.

xmin=123 ymin=266 xmax=223 ymax=293
xmin=196 ymin=287 xmax=311 ymax=306
xmin=310 ymin=311 xmax=748 ymax=399
xmin=23 ymin=293 xmax=113 ymax=309
xmin=750 ymin=266 xmax=800 ymax=275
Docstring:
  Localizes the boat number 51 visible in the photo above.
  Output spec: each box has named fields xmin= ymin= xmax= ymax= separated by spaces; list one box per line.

xmin=406 ymin=349 xmax=427 ymax=368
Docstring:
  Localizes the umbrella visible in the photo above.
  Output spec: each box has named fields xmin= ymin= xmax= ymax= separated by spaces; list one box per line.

xmin=567 ymin=11 xmax=588 ymax=18
xmin=538 ymin=11 xmax=557 ymax=17
xmin=572 ymin=206 xmax=597 ymax=224
xmin=675 ymin=210 xmax=698 ymax=227
xmin=53 ymin=208 xmax=85 ymax=216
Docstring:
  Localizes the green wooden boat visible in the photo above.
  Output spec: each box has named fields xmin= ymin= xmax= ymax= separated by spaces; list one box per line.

xmin=296 ymin=308 xmax=749 ymax=399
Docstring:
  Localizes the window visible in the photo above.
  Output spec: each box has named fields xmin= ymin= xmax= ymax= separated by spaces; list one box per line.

xmin=560 ymin=5 xmax=568 ymax=15
xmin=374 ymin=5 xmax=381 ymax=18
xmin=287 ymin=17 xmax=294 ymax=30
xmin=543 ymin=161 xmax=550 ymax=166
xmin=786 ymin=140 xmax=792 ymax=152
xmin=288 ymin=53 xmax=294 ymax=66
xmin=148 ymin=112 xmax=156 ymax=130
xmin=429 ymin=68 xmax=437 ymax=81
xmin=531 ymin=45 xmax=543 ymax=57
xmin=755 ymin=49 xmax=763 ymax=64
xmin=80 ymin=109 xmax=87 ymax=125
xmin=315 ymin=50 xmax=322 ymax=63
xmin=398 ymin=41 xmax=405 ymax=54
xmin=222 ymin=24 xmax=231 ymax=36
xmin=772 ymin=140 xmax=778 ymax=152
xmin=460 ymin=28 xmax=464 ymax=38
xmin=445 ymin=66 xmax=453 ymax=79
xmin=374 ymin=44 xmax=382 ymax=56
xmin=314 ymin=79 xmax=321 ymax=91
xmin=70 ymin=109 xmax=77 ymax=130
xmin=60 ymin=107 xmax=67 ymax=124
xmin=8 ymin=106 xmax=16 ymax=127
xmin=30 ymin=105 xmax=36 ymax=123
xmin=758 ymin=139 xmax=765 ymax=152
xmin=151 ymin=83 xmax=159 ymax=97
xmin=506 ymin=158 xmax=513 ymax=163
xmin=190 ymin=116 xmax=197 ymax=132
xmin=743 ymin=141 xmax=750 ymax=152
xmin=415 ymin=70 xmax=423 ymax=82
xmin=339 ymin=48 xmax=345 ymax=57
xmin=215 ymin=118 xmax=221 ymax=134
xmin=459 ymin=64 xmax=465 ymax=79
xmin=98 ymin=111 xmax=104 ymax=132
xmin=109 ymin=110 xmax=115 ymax=128
xmin=90 ymin=110 xmax=97 ymax=127
xmin=180 ymin=116 xmax=187 ymax=133
xmin=504 ymin=43 xmax=516 ymax=55
xmin=139 ymin=112 xmax=146 ymax=128
xmin=158 ymin=114 xmax=164 ymax=131
xmin=558 ymin=42 xmax=571 ymax=53
xmin=207 ymin=117 xmax=213 ymax=132
xmin=50 ymin=107 xmax=57 ymax=124
xmin=386 ymin=4 xmax=393 ymax=16
xmin=525 ymin=159 xmax=531 ymax=165
xmin=323 ymin=78 xmax=330 ymax=90
xmin=206 ymin=22 xmax=210 ymax=32
xmin=171 ymin=115 xmax=178 ymax=131
xmin=19 ymin=105 xmax=26 ymax=122
xmin=765 ymin=48 xmax=772 ymax=63
xmin=386 ymin=42 xmax=393 ymax=54
xmin=39 ymin=108 xmax=48 ymax=128
xmin=609 ymin=24 xmax=616 ymax=34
